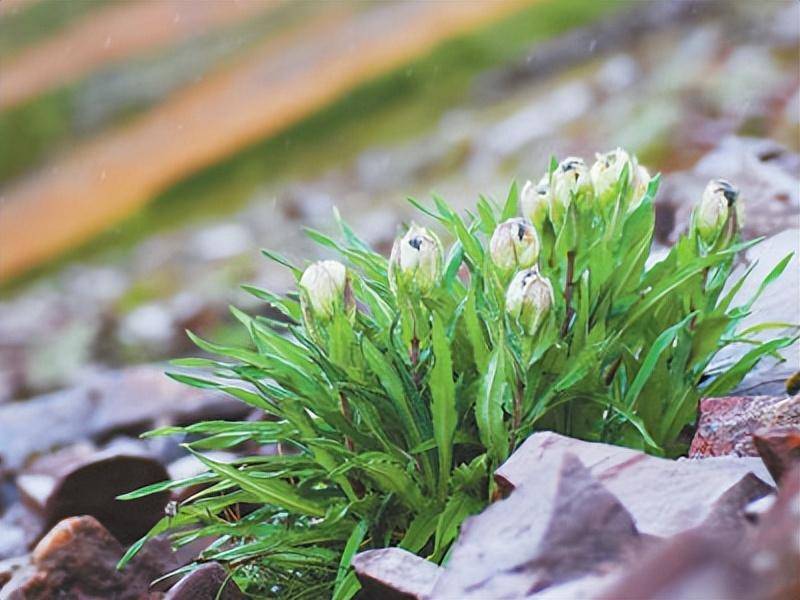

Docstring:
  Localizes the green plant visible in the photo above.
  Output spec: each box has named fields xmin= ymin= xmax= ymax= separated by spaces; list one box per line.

xmin=120 ymin=149 xmax=795 ymax=598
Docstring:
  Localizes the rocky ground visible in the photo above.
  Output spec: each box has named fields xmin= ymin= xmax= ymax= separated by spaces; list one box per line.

xmin=0 ymin=1 xmax=799 ymax=598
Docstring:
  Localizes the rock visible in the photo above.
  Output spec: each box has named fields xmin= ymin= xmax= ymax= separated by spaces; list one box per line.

xmin=0 ymin=557 xmax=30 ymax=593
xmin=117 ymin=303 xmax=175 ymax=350
xmin=752 ymin=425 xmax=800 ymax=483
xmin=599 ymin=465 xmax=800 ymax=600
xmin=494 ymin=432 xmax=774 ymax=537
xmin=0 ymin=365 xmax=248 ymax=472
xmin=746 ymin=465 xmax=800 ymax=598
xmin=17 ymin=445 xmax=169 ymax=544
xmin=430 ymin=454 xmax=643 ymax=599
xmin=597 ymin=528 xmax=758 ymax=600
xmin=352 ymin=548 xmax=442 ymax=600
xmin=710 ymin=229 xmax=800 ymax=396
xmin=690 ymin=395 xmax=800 ymax=458
xmin=164 ymin=562 xmax=245 ymax=600
xmin=0 ymin=504 xmax=42 ymax=561
xmin=1 ymin=516 xmax=179 ymax=600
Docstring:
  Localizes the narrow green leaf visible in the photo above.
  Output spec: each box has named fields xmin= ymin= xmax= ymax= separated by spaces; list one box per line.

xmin=475 ymin=348 xmax=508 ymax=464
xmin=189 ymin=449 xmax=326 ymax=517
xmin=430 ymin=315 xmax=457 ymax=497
xmin=333 ymin=520 xmax=367 ymax=599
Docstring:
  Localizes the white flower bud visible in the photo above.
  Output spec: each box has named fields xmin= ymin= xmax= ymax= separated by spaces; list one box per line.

xmin=505 ymin=268 xmax=554 ymax=335
xmin=590 ymin=148 xmax=635 ymax=209
xmin=490 ymin=218 xmax=540 ymax=273
xmin=695 ymin=179 xmax=740 ymax=245
xmin=520 ymin=176 xmax=549 ymax=229
xmin=299 ymin=260 xmax=355 ymax=323
xmin=389 ymin=224 xmax=443 ymax=295
xmin=550 ymin=157 xmax=590 ymax=223
xmin=629 ymin=164 xmax=651 ymax=211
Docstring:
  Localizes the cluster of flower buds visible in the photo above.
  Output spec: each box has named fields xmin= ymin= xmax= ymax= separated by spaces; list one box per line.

xmin=388 ymin=224 xmax=443 ymax=296
xmin=299 ymin=260 xmax=356 ymax=324
xmin=694 ymin=179 xmax=742 ymax=246
xmin=490 ymin=218 xmax=540 ymax=273
xmin=519 ymin=148 xmax=655 ymax=234
xmin=505 ymin=267 xmax=554 ymax=336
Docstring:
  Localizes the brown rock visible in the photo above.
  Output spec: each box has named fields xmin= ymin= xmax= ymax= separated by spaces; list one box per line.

xmin=1 ymin=515 xmax=179 ymax=600
xmin=17 ymin=446 xmax=169 ymax=544
xmin=495 ymin=431 xmax=773 ymax=537
xmin=597 ymin=529 xmax=758 ymax=600
xmin=752 ymin=425 xmax=800 ymax=483
xmin=0 ymin=365 xmax=248 ymax=473
xmin=690 ymin=395 xmax=800 ymax=458
xmin=352 ymin=548 xmax=442 ymax=600
xmin=598 ymin=466 xmax=800 ymax=600
xmin=431 ymin=454 xmax=643 ymax=599
xmin=164 ymin=562 xmax=244 ymax=600
xmin=748 ymin=465 xmax=800 ymax=599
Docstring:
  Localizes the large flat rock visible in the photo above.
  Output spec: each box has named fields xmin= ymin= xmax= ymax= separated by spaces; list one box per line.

xmin=494 ymin=431 xmax=773 ymax=538
xmin=431 ymin=454 xmax=644 ymax=599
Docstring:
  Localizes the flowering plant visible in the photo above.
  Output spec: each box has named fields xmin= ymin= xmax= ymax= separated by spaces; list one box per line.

xmin=120 ymin=149 xmax=795 ymax=598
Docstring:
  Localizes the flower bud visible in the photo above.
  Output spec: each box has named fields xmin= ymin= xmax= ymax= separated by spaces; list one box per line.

xmin=505 ymin=268 xmax=554 ymax=336
xmin=299 ymin=260 xmax=356 ymax=323
xmin=490 ymin=218 xmax=540 ymax=272
xmin=695 ymin=179 xmax=740 ymax=245
xmin=389 ymin=224 xmax=443 ymax=295
xmin=590 ymin=148 xmax=635 ymax=209
xmin=550 ymin=157 xmax=590 ymax=223
xmin=520 ymin=176 xmax=549 ymax=229
xmin=628 ymin=164 xmax=651 ymax=211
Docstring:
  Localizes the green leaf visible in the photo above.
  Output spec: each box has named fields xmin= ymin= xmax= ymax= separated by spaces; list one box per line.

xmin=475 ymin=348 xmax=508 ymax=464
xmin=189 ymin=449 xmax=327 ymax=517
xmin=399 ymin=507 xmax=439 ymax=553
xmin=361 ymin=337 xmax=421 ymax=445
xmin=501 ymin=180 xmax=519 ymax=221
xmin=623 ymin=313 xmax=696 ymax=410
xmin=430 ymin=315 xmax=457 ymax=497
xmin=703 ymin=336 xmax=798 ymax=397
xmin=462 ymin=285 xmax=489 ymax=371
xmin=432 ymin=491 xmax=482 ymax=561
xmin=332 ymin=520 xmax=367 ymax=599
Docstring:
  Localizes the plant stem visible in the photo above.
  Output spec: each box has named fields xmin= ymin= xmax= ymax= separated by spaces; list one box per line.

xmin=338 ymin=392 xmax=365 ymax=497
xmin=339 ymin=392 xmax=354 ymax=453
xmin=410 ymin=336 xmax=420 ymax=366
xmin=561 ymin=250 xmax=576 ymax=337
xmin=511 ymin=376 xmax=524 ymax=452
xmin=604 ymin=356 xmax=622 ymax=386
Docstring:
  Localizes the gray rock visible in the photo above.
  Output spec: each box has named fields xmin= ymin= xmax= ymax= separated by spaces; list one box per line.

xmin=0 ymin=365 xmax=247 ymax=473
xmin=431 ymin=454 xmax=643 ymax=599
xmin=17 ymin=445 xmax=169 ymax=544
xmin=494 ymin=432 xmax=773 ymax=537
xmin=164 ymin=562 xmax=245 ymax=600
xmin=352 ymin=548 xmax=442 ymax=600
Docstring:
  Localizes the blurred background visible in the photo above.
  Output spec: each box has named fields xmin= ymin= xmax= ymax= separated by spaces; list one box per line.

xmin=0 ymin=0 xmax=798 ymax=403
